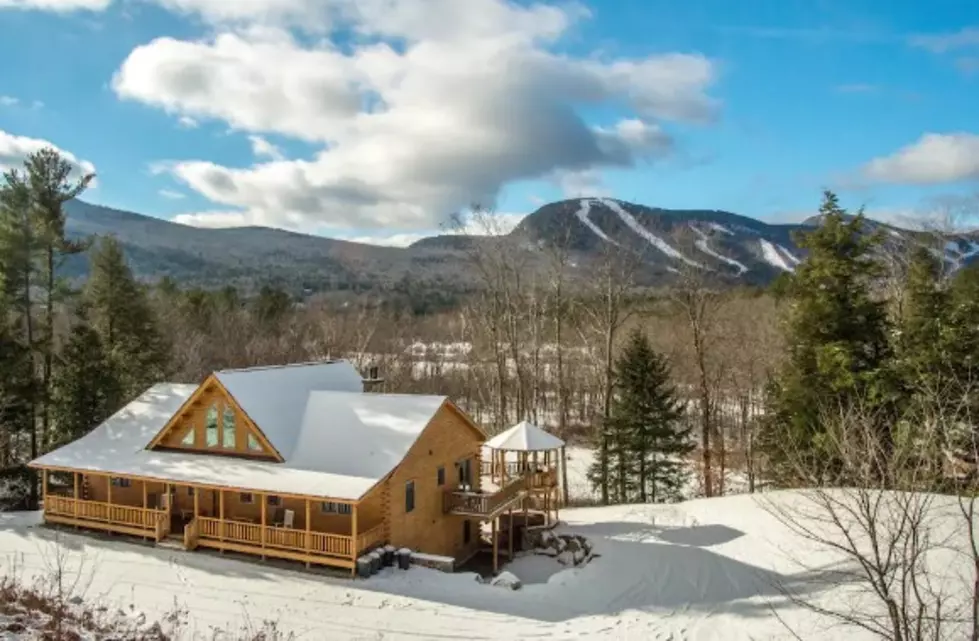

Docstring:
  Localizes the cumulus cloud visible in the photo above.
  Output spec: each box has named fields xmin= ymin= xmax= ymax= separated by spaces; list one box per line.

xmin=0 ymin=129 xmax=97 ymax=182
xmin=862 ymin=133 xmax=979 ymax=185
xmin=113 ymin=0 xmax=718 ymax=232
xmin=0 ymin=0 xmax=110 ymax=9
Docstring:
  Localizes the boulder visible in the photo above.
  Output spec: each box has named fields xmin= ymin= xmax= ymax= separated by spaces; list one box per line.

xmin=490 ymin=571 xmax=522 ymax=590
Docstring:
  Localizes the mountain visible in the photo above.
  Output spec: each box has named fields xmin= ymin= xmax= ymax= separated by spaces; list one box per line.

xmin=62 ymin=198 xmax=979 ymax=294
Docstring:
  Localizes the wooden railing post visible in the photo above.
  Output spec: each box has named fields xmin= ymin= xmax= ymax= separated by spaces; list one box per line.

xmin=260 ymin=493 xmax=266 ymax=559
xmin=73 ymin=473 xmax=79 ymax=520
xmin=305 ymin=499 xmax=311 ymax=568
xmin=106 ymin=475 xmax=112 ymax=523
xmin=219 ymin=490 xmax=225 ymax=545
xmin=351 ymin=503 xmax=358 ymax=575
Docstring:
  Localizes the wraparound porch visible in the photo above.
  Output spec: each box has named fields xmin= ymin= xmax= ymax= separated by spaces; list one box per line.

xmin=39 ymin=469 xmax=387 ymax=574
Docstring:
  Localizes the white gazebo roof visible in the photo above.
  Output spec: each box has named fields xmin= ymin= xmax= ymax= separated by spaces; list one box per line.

xmin=484 ymin=421 xmax=564 ymax=452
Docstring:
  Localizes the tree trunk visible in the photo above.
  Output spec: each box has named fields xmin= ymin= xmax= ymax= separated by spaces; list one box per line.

xmin=41 ymin=246 xmax=54 ymax=453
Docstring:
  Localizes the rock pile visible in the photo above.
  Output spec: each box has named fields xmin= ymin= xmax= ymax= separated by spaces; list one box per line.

xmin=536 ymin=531 xmax=595 ymax=567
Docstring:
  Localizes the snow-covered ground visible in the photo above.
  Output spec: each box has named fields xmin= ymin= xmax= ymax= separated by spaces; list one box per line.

xmin=3 ymin=491 xmax=973 ymax=640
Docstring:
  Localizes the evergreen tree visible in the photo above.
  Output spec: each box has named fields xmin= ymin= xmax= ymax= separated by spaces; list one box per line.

xmin=24 ymin=149 xmax=93 ymax=452
xmin=84 ymin=236 xmax=168 ymax=403
xmin=764 ymin=191 xmax=895 ymax=484
xmin=589 ymin=329 xmax=691 ymax=503
xmin=0 ymin=311 xmax=37 ymax=501
xmin=50 ymin=309 xmax=120 ymax=446
xmin=895 ymin=247 xmax=953 ymax=395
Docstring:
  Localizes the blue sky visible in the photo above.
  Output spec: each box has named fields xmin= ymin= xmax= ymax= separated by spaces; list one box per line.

xmin=0 ymin=0 xmax=977 ymax=244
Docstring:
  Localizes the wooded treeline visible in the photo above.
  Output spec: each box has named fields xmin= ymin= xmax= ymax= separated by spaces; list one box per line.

xmin=1 ymin=149 xmax=975 ymax=513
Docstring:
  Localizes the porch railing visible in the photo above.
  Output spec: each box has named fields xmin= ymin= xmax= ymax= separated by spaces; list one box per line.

xmin=443 ymin=475 xmax=527 ymax=517
xmin=44 ymin=496 xmax=168 ymax=540
xmin=195 ymin=517 xmax=364 ymax=559
xmin=356 ymin=523 xmax=386 ymax=555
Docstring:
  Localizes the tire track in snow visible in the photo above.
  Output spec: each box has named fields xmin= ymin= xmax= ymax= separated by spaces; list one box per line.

xmin=598 ymin=199 xmax=701 ymax=268
xmin=689 ymin=224 xmax=747 ymax=275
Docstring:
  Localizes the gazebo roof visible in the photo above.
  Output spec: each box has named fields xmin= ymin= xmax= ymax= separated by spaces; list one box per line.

xmin=484 ymin=421 xmax=565 ymax=452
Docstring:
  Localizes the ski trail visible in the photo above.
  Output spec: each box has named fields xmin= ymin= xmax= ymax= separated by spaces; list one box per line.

xmin=574 ymin=199 xmax=616 ymax=245
xmin=599 ymin=199 xmax=701 ymax=268
xmin=759 ymin=239 xmax=794 ymax=272
xmin=689 ymin=224 xmax=747 ymax=275
xmin=778 ymin=245 xmax=801 ymax=265
xmin=707 ymin=222 xmax=733 ymax=236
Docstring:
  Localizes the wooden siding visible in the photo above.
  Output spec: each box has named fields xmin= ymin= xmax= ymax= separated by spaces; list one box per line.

xmin=385 ymin=403 xmax=483 ymax=560
xmin=150 ymin=377 xmax=279 ymax=460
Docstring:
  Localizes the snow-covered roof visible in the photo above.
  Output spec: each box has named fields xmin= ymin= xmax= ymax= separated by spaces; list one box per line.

xmin=33 ymin=373 xmax=449 ymax=500
xmin=215 ymin=361 xmax=364 ymax=459
xmin=484 ymin=421 xmax=564 ymax=452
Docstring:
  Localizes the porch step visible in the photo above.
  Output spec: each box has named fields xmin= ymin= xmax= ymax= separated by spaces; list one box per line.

xmin=156 ymin=538 xmax=185 ymax=551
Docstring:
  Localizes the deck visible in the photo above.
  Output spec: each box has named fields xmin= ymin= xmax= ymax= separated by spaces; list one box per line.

xmin=443 ymin=467 xmax=558 ymax=518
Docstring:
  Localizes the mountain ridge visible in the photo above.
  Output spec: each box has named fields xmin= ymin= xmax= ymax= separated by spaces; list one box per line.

xmin=62 ymin=198 xmax=979 ymax=294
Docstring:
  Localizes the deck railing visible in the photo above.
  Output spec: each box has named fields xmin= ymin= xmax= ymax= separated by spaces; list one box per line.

xmin=45 ymin=496 xmax=168 ymax=540
xmin=443 ymin=475 xmax=527 ymax=517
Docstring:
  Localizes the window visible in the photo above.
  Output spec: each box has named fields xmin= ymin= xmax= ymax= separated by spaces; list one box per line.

xmin=321 ymin=501 xmax=352 ymax=515
xmin=437 ymin=466 xmax=445 ymax=486
xmin=457 ymin=458 xmax=472 ymax=486
xmin=405 ymin=480 xmax=415 ymax=513
xmin=463 ymin=520 xmax=471 ymax=544
xmin=110 ymin=477 xmax=131 ymax=488
xmin=187 ymin=487 xmax=195 ymax=497
xmin=247 ymin=433 xmax=262 ymax=451
xmin=240 ymin=492 xmax=254 ymax=504
xmin=180 ymin=427 xmax=194 ymax=446
xmin=205 ymin=405 xmax=219 ymax=446
xmin=267 ymin=495 xmax=281 ymax=507
xmin=222 ymin=406 xmax=236 ymax=448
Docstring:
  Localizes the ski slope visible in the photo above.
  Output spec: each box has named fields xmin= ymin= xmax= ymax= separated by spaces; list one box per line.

xmin=4 ymin=490 xmax=974 ymax=640
xmin=690 ymin=224 xmax=748 ymax=275
xmin=574 ymin=199 xmax=616 ymax=244
xmin=759 ymin=239 xmax=795 ymax=272
xmin=599 ymin=198 xmax=701 ymax=268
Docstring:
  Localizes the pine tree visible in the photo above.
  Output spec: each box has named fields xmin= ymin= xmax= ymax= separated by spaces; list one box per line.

xmin=24 ymin=149 xmax=93 ymax=452
xmin=50 ymin=309 xmax=120 ymax=446
xmin=0 ymin=310 xmax=37 ymax=505
xmin=589 ymin=329 xmax=691 ymax=503
xmin=84 ymin=236 xmax=168 ymax=403
xmin=764 ymin=191 xmax=896 ymax=484
xmin=896 ymin=247 xmax=952 ymax=394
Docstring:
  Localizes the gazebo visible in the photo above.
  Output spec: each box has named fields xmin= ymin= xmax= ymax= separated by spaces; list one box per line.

xmin=483 ymin=420 xmax=565 ymax=528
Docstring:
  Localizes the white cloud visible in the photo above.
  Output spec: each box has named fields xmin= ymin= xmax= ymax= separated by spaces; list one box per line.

xmin=0 ymin=129 xmax=97 ymax=182
xmin=554 ymin=168 xmax=610 ymax=197
xmin=177 ymin=115 xmax=199 ymax=128
xmin=248 ymin=135 xmax=284 ymax=160
xmin=159 ymin=188 xmax=185 ymax=199
xmin=172 ymin=210 xmax=252 ymax=227
xmin=910 ymin=27 xmax=979 ymax=53
xmin=0 ymin=0 xmax=110 ymax=9
xmin=0 ymin=96 xmax=18 ymax=107
xmin=114 ymin=0 xmax=718 ymax=233
xmin=863 ymin=133 xmax=979 ymax=185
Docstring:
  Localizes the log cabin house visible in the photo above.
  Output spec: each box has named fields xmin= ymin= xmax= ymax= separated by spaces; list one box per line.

xmin=29 ymin=360 xmax=563 ymax=576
